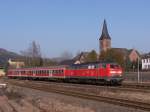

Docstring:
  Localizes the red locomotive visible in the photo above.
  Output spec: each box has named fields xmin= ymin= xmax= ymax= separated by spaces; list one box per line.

xmin=7 ymin=61 xmax=123 ymax=85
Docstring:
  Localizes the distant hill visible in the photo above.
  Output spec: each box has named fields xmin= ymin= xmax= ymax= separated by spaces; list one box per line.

xmin=0 ymin=48 xmax=22 ymax=67
xmin=0 ymin=48 xmax=74 ymax=67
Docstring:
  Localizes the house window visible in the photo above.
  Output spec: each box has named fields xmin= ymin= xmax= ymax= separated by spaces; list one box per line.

xmin=146 ymin=59 xmax=147 ymax=63
xmin=142 ymin=59 xmax=144 ymax=63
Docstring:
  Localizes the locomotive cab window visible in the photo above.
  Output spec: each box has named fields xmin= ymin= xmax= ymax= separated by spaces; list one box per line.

xmin=110 ymin=64 xmax=119 ymax=68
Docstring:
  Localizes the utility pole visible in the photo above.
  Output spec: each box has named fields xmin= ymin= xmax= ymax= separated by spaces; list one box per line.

xmin=137 ymin=57 xmax=140 ymax=83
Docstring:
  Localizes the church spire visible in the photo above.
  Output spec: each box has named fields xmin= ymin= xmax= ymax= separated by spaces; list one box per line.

xmin=99 ymin=19 xmax=111 ymax=40
xmin=99 ymin=19 xmax=111 ymax=52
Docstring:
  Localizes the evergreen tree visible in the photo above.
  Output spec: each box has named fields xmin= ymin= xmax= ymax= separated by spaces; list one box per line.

xmin=99 ymin=49 xmax=125 ymax=67
xmin=85 ymin=50 xmax=97 ymax=62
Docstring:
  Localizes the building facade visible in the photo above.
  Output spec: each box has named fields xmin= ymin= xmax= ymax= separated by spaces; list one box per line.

xmin=8 ymin=58 xmax=25 ymax=68
xmin=142 ymin=53 xmax=150 ymax=70
xmin=129 ymin=49 xmax=139 ymax=62
xmin=0 ymin=67 xmax=5 ymax=76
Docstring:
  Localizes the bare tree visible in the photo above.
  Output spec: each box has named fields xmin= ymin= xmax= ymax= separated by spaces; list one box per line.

xmin=21 ymin=41 xmax=43 ymax=67
xmin=60 ymin=51 xmax=73 ymax=60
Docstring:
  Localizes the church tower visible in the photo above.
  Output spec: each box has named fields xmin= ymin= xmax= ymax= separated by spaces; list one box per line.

xmin=99 ymin=20 xmax=111 ymax=53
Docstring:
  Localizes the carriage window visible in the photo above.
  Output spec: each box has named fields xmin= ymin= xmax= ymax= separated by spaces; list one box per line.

xmin=52 ymin=70 xmax=55 ymax=74
xmin=21 ymin=71 xmax=25 ymax=74
xmin=46 ymin=70 xmax=49 ymax=74
xmin=56 ymin=70 xmax=59 ymax=74
xmin=33 ymin=71 xmax=35 ymax=74
xmin=54 ymin=70 xmax=57 ymax=74
xmin=53 ymin=70 xmax=62 ymax=74
xmin=61 ymin=70 xmax=64 ymax=74
xmin=59 ymin=70 xmax=63 ymax=74
xmin=43 ymin=70 xmax=45 ymax=74
xmin=49 ymin=70 xmax=52 ymax=74
xmin=40 ymin=70 xmax=42 ymax=74
xmin=57 ymin=70 xmax=59 ymax=74
xmin=55 ymin=70 xmax=57 ymax=74
xmin=44 ymin=70 xmax=47 ymax=74
xmin=42 ymin=70 xmax=44 ymax=74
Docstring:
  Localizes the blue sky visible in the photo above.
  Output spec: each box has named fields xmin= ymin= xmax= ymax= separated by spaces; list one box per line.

xmin=0 ymin=0 xmax=150 ymax=57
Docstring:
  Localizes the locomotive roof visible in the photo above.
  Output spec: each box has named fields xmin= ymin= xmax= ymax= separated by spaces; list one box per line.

xmin=70 ymin=61 xmax=117 ymax=66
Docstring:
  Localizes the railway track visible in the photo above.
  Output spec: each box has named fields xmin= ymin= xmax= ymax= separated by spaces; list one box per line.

xmin=122 ymin=81 xmax=150 ymax=90
xmin=37 ymin=80 xmax=150 ymax=93
xmin=9 ymin=79 xmax=150 ymax=93
xmin=3 ymin=77 xmax=150 ymax=94
xmin=4 ymin=78 xmax=150 ymax=94
xmin=5 ymin=79 xmax=150 ymax=111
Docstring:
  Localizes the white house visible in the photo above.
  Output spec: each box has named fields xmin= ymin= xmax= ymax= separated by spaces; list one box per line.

xmin=0 ymin=67 xmax=5 ymax=77
xmin=8 ymin=58 xmax=25 ymax=68
xmin=142 ymin=53 xmax=150 ymax=70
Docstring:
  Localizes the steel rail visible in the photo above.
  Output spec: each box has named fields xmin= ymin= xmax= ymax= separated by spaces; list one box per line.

xmin=6 ymin=78 xmax=150 ymax=93
xmin=7 ymin=80 xmax=150 ymax=111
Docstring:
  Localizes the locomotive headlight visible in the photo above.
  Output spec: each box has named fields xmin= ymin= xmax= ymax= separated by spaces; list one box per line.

xmin=117 ymin=71 xmax=122 ymax=74
xmin=110 ymin=71 xmax=116 ymax=74
xmin=110 ymin=70 xmax=122 ymax=75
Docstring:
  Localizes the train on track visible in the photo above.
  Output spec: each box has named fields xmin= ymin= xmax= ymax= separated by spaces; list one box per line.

xmin=7 ymin=61 xmax=123 ymax=85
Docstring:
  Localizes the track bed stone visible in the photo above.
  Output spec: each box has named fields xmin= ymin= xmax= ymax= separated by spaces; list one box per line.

xmin=0 ymin=81 xmax=148 ymax=112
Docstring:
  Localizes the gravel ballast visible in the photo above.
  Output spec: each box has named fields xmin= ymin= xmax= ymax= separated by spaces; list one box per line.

xmin=0 ymin=80 xmax=149 ymax=112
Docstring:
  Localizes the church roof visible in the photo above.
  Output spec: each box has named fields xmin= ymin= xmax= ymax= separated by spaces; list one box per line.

xmin=99 ymin=19 xmax=111 ymax=40
xmin=73 ymin=52 xmax=89 ymax=60
xmin=111 ymin=48 xmax=129 ymax=56
xmin=59 ymin=52 xmax=90 ymax=65
xmin=111 ymin=48 xmax=140 ymax=57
